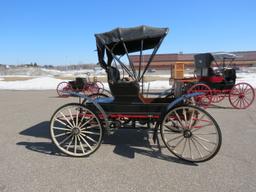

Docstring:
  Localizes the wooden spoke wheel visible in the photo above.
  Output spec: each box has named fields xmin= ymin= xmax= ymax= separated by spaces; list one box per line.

xmin=50 ymin=103 xmax=103 ymax=157
xmin=160 ymin=105 xmax=222 ymax=162
xmin=187 ymin=83 xmax=212 ymax=108
xmin=229 ymin=83 xmax=255 ymax=109
xmin=56 ymin=82 xmax=72 ymax=97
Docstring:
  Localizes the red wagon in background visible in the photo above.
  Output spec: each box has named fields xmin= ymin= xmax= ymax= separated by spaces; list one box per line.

xmin=185 ymin=53 xmax=255 ymax=109
xmin=56 ymin=72 xmax=105 ymax=97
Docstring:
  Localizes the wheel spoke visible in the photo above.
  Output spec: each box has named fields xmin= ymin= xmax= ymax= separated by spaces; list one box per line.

xmin=81 ymin=131 xmax=100 ymax=135
xmin=55 ymin=132 xmax=70 ymax=138
xmin=81 ymin=133 xmax=98 ymax=143
xmin=77 ymin=109 xmax=88 ymax=127
xmin=66 ymin=135 xmax=74 ymax=150
xmin=77 ymin=136 xmax=85 ymax=154
xmin=188 ymin=109 xmax=195 ymax=129
xmin=192 ymin=136 xmax=211 ymax=153
xmin=74 ymin=136 xmax=77 ymax=154
xmin=68 ymin=108 xmax=75 ymax=127
xmin=180 ymin=138 xmax=187 ymax=157
xmin=59 ymin=133 xmax=73 ymax=145
xmin=191 ymin=137 xmax=203 ymax=158
xmin=79 ymin=134 xmax=93 ymax=150
xmin=182 ymin=108 xmax=188 ymax=127
xmin=173 ymin=111 xmax=184 ymax=128
xmin=75 ymin=109 xmax=79 ymax=127
xmin=60 ymin=111 xmax=74 ymax=128
xmin=55 ymin=118 xmax=72 ymax=129
xmin=195 ymin=132 xmax=217 ymax=135
xmin=172 ymin=137 xmax=185 ymax=150
xmin=80 ymin=124 xmax=100 ymax=131
xmin=188 ymin=138 xmax=193 ymax=160
xmin=193 ymin=135 xmax=216 ymax=145
xmin=167 ymin=134 xmax=183 ymax=144
xmin=53 ymin=126 xmax=71 ymax=131
xmin=80 ymin=116 xmax=96 ymax=129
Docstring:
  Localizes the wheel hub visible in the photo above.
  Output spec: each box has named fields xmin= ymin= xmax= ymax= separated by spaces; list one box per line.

xmin=183 ymin=130 xmax=192 ymax=138
xmin=239 ymin=93 xmax=244 ymax=99
xmin=72 ymin=127 xmax=80 ymax=135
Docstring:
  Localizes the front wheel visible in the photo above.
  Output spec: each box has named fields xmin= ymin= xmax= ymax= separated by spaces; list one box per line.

xmin=50 ymin=103 xmax=103 ymax=157
xmin=160 ymin=105 xmax=222 ymax=162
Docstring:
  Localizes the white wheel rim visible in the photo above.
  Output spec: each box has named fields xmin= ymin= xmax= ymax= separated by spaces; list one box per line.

xmin=50 ymin=105 xmax=102 ymax=156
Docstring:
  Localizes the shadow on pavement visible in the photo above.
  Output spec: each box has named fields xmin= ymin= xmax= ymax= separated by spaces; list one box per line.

xmin=17 ymin=121 xmax=66 ymax=156
xmin=17 ymin=121 xmax=197 ymax=166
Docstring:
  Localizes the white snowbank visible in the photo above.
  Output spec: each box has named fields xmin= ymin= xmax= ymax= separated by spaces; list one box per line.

xmin=0 ymin=77 xmax=64 ymax=90
xmin=0 ymin=72 xmax=256 ymax=90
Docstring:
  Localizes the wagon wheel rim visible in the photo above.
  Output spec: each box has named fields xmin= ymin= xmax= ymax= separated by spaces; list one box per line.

xmin=229 ymin=83 xmax=255 ymax=109
xmin=187 ymin=84 xmax=212 ymax=108
xmin=57 ymin=82 xmax=71 ymax=97
xmin=50 ymin=104 xmax=103 ymax=156
xmin=161 ymin=106 xmax=221 ymax=162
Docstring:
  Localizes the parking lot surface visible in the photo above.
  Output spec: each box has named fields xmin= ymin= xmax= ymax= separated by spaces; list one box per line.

xmin=0 ymin=90 xmax=256 ymax=192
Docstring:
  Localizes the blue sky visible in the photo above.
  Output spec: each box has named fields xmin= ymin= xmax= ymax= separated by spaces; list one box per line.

xmin=0 ymin=0 xmax=255 ymax=65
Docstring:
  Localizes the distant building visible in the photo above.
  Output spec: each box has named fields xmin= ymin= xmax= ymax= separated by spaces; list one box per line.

xmin=130 ymin=51 xmax=256 ymax=70
xmin=0 ymin=64 xmax=7 ymax=70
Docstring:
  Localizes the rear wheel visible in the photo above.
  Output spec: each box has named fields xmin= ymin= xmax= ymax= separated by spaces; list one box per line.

xmin=50 ymin=103 xmax=103 ymax=157
xmin=57 ymin=82 xmax=71 ymax=97
xmin=187 ymin=83 xmax=212 ymax=108
xmin=229 ymin=83 xmax=255 ymax=109
xmin=160 ymin=105 xmax=221 ymax=162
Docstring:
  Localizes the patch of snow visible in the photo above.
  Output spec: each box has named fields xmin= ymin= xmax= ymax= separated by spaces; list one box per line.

xmin=0 ymin=73 xmax=256 ymax=90
xmin=0 ymin=77 xmax=65 ymax=90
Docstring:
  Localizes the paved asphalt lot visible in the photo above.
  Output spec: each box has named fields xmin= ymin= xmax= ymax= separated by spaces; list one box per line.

xmin=0 ymin=90 xmax=256 ymax=192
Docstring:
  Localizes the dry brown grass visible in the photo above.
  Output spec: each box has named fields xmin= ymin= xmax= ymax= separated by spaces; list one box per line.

xmin=2 ymin=77 xmax=33 ymax=81
xmin=1 ymin=74 xmax=170 ymax=82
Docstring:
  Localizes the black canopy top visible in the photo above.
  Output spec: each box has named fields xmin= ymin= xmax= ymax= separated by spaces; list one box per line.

xmin=95 ymin=25 xmax=168 ymax=55
xmin=95 ymin=26 xmax=169 ymax=70
xmin=194 ymin=52 xmax=238 ymax=69
xmin=194 ymin=53 xmax=215 ymax=68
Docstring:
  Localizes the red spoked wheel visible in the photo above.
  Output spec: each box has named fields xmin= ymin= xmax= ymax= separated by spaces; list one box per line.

xmin=211 ymin=89 xmax=226 ymax=103
xmin=56 ymin=82 xmax=72 ymax=97
xmin=187 ymin=83 xmax=212 ymax=108
xmin=228 ymin=82 xmax=255 ymax=109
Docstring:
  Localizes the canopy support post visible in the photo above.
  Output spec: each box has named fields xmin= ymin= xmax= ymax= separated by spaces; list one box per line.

xmin=122 ymin=41 xmax=137 ymax=80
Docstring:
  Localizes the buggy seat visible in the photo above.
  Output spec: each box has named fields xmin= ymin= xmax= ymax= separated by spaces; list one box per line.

xmin=223 ymin=68 xmax=236 ymax=83
xmin=107 ymin=67 xmax=142 ymax=103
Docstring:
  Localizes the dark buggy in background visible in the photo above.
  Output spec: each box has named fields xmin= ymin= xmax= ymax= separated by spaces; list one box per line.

xmin=49 ymin=26 xmax=222 ymax=162
xmin=186 ymin=53 xmax=255 ymax=108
